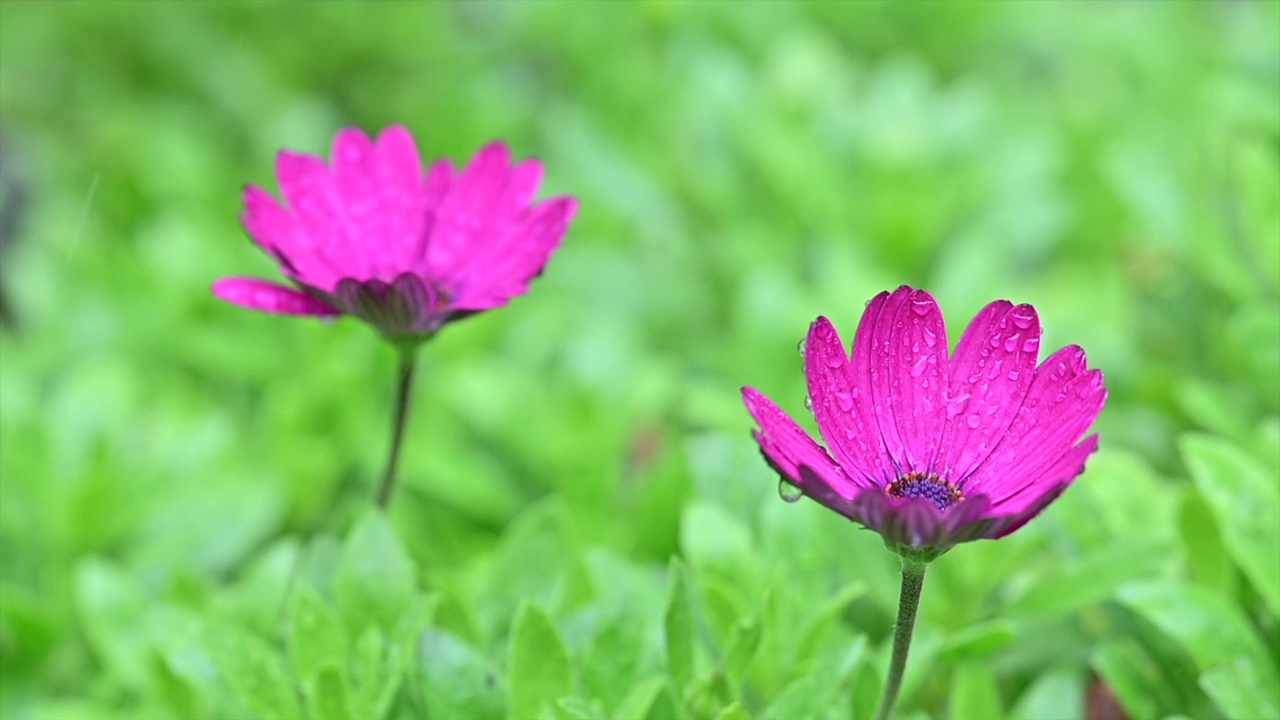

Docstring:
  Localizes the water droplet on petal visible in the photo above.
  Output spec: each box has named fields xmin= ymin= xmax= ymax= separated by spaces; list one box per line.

xmin=778 ymin=480 xmax=803 ymax=503
xmin=1011 ymin=311 xmax=1034 ymax=329
xmin=922 ymin=327 xmax=938 ymax=348
xmin=825 ymin=353 xmax=844 ymax=368
xmin=1004 ymin=333 xmax=1021 ymax=352
xmin=797 ymin=338 xmax=807 ymax=358
xmin=911 ymin=299 xmax=932 ymax=316
xmin=911 ymin=355 xmax=929 ymax=378
xmin=850 ymin=386 xmax=860 ymax=399
xmin=1022 ymin=336 xmax=1040 ymax=354
xmin=989 ymin=334 xmax=1002 ymax=348
xmin=803 ymin=395 xmax=814 ymax=412
xmin=835 ymin=392 xmax=854 ymax=412
xmin=966 ymin=414 xmax=982 ymax=429
xmin=1006 ymin=369 xmax=1021 ymax=381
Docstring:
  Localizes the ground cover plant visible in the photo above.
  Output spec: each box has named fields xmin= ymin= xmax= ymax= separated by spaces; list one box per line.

xmin=0 ymin=2 xmax=1277 ymax=719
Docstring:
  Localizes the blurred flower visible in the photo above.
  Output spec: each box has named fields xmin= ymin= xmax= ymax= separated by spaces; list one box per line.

xmin=212 ymin=126 xmax=577 ymax=347
xmin=743 ymin=285 xmax=1106 ymax=559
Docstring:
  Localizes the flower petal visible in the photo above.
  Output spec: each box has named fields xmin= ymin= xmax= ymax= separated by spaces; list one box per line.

xmin=448 ymin=196 xmax=577 ymax=309
xmin=211 ymin=277 xmax=340 ymax=316
xmin=849 ymin=491 xmax=946 ymax=549
xmin=426 ymin=142 xmax=545 ymax=283
xmin=939 ymin=301 xmax=1041 ymax=482
xmin=804 ymin=316 xmax=893 ymax=488
xmin=883 ymin=288 xmax=948 ymax=474
xmin=742 ymin=386 xmax=858 ymax=516
xmin=274 ymin=149 xmax=350 ymax=284
xmin=963 ymin=345 xmax=1106 ymax=498
xmin=241 ymin=185 xmax=342 ymax=289
xmin=864 ymin=285 xmax=917 ymax=475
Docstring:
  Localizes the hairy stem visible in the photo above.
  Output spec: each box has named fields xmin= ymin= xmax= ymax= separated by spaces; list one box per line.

xmin=872 ymin=556 xmax=928 ymax=720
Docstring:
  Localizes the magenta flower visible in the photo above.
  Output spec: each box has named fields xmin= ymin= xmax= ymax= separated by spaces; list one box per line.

xmin=742 ymin=285 xmax=1106 ymax=557
xmin=212 ymin=126 xmax=577 ymax=345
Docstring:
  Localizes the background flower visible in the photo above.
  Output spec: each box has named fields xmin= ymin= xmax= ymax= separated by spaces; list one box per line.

xmin=213 ymin=127 xmax=577 ymax=343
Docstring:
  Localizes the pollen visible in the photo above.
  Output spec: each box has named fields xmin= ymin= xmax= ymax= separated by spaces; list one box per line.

xmin=886 ymin=471 xmax=963 ymax=512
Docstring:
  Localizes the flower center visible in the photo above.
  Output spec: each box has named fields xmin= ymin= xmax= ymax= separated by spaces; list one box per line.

xmin=886 ymin=472 xmax=963 ymax=512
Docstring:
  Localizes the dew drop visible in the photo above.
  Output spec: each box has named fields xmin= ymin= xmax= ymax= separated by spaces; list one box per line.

xmin=1011 ymin=311 xmax=1034 ymax=329
xmin=989 ymin=334 xmax=1002 ymax=348
xmin=921 ymin=377 xmax=930 ymax=389
xmin=966 ymin=414 xmax=982 ymax=429
xmin=922 ymin=327 xmax=938 ymax=348
xmin=910 ymin=299 xmax=932 ymax=316
xmin=1004 ymin=333 xmax=1021 ymax=352
xmin=1006 ymin=369 xmax=1021 ymax=381
xmin=850 ymin=386 xmax=860 ymax=399
xmin=797 ymin=338 xmax=807 ymax=359
xmin=911 ymin=355 xmax=930 ymax=378
xmin=835 ymin=392 xmax=854 ymax=412
xmin=778 ymin=480 xmax=803 ymax=503
xmin=803 ymin=395 xmax=814 ymax=412
xmin=825 ymin=353 xmax=844 ymax=368
xmin=1022 ymin=336 xmax=1040 ymax=354
xmin=912 ymin=341 xmax=920 ymax=353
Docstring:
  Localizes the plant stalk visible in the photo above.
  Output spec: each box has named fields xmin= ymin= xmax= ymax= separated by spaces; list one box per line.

xmin=374 ymin=352 xmax=417 ymax=509
xmin=872 ymin=556 xmax=928 ymax=720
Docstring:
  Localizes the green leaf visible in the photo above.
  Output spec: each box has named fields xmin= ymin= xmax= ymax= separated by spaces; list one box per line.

xmin=416 ymin=629 xmax=505 ymax=720
xmin=73 ymin=558 xmax=151 ymax=690
xmin=612 ymin=675 xmax=666 ymax=720
xmin=1091 ymin=640 xmax=1170 ymax=720
xmin=201 ymin=619 xmax=303 ymax=720
xmin=303 ymin=664 xmax=352 ymax=720
xmin=948 ymin=663 xmax=1002 ymax=720
xmin=348 ymin=625 xmax=404 ymax=720
xmin=287 ymin=586 xmax=349 ymax=690
xmin=509 ymin=603 xmax=574 ymax=720
xmin=332 ymin=511 xmax=417 ymax=634
xmin=936 ymin=619 xmax=1016 ymax=664
xmin=664 ymin=558 xmax=696 ymax=694
xmin=715 ymin=701 xmax=752 ymax=720
xmin=1006 ymin=542 xmax=1169 ymax=617
xmin=762 ymin=636 xmax=866 ymax=720
xmin=1200 ymin=662 xmax=1280 ymax=720
xmin=722 ymin=616 xmax=762 ymax=680
xmin=1180 ymin=433 xmax=1280 ymax=616
xmin=1009 ymin=669 xmax=1082 ymax=720
xmin=1117 ymin=581 xmax=1280 ymax=718
xmin=1178 ymin=487 xmax=1236 ymax=596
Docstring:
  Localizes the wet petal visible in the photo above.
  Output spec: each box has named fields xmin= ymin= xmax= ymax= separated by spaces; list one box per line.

xmin=883 ymin=289 xmax=948 ymax=474
xmin=963 ymin=346 xmax=1105 ymax=498
xmin=742 ymin=386 xmax=859 ymax=515
xmin=804 ymin=316 xmax=893 ymax=488
xmin=211 ymin=277 xmax=339 ymax=316
xmin=939 ymin=301 xmax=1040 ymax=482
xmin=865 ymin=286 xmax=916 ymax=475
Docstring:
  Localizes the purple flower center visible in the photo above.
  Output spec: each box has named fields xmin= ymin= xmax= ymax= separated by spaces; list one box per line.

xmin=886 ymin=472 xmax=963 ymax=512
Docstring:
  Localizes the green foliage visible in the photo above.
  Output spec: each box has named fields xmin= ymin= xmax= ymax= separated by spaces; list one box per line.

xmin=1 ymin=2 xmax=1278 ymax=719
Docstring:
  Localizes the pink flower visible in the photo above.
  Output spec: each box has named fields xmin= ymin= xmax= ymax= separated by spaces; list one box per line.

xmin=212 ymin=126 xmax=577 ymax=344
xmin=742 ymin=285 xmax=1107 ymax=556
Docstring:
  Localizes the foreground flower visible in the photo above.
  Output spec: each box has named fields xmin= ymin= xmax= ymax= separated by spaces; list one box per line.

xmin=741 ymin=285 xmax=1106 ymax=719
xmin=213 ymin=127 xmax=577 ymax=508
xmin=212 ymin=126 xmax=577 ymax=347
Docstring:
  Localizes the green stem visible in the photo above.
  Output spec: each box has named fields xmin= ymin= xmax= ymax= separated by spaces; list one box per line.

xmin=873 ymin=556 xmax=928 ymax=720
xmin=374 ymin=352 xmax=417 ymax=510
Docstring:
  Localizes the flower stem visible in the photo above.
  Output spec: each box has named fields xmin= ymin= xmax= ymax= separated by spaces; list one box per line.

xmin=375 ymin=352 xmax=417 ymax=510
xmin=873 ymin=556 xmax=928 ymax=720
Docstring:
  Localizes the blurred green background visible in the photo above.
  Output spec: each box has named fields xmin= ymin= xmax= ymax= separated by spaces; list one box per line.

xmin=1 ymin=2 xmax=1277 ymax=719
